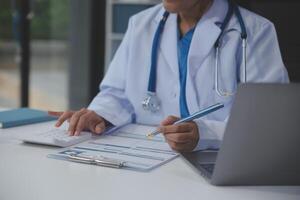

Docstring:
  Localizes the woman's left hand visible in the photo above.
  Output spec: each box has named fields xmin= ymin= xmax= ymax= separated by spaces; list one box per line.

xmin=158 ymin=116 xmax=200 ymax=152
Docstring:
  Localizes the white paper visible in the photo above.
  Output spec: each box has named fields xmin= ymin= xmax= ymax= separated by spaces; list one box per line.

xmin=49 ymin=124 xmax=178 ymax=171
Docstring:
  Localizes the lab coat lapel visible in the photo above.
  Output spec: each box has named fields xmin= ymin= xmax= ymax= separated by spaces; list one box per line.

xmin=187 ymin=0 xmax=228 ymax=77
xmin=159 ymin=13 xmax=179 ymax=78
xmin=185 ymin=19 xmax=221 ymax=114
xmin=186 ymin=0 xmax=227 ymax=113
xmin=188 ymin=21 xmax=221 ymax=76
xmin=188 ymin=0 xmax=228 ymax=77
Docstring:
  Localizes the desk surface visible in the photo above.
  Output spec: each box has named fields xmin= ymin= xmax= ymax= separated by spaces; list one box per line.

xmin=0 ymin=121 xmax=299 ymax=200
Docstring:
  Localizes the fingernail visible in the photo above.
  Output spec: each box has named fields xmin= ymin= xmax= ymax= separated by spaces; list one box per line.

xmin=96 ymin=128 xmax=101 ymax=134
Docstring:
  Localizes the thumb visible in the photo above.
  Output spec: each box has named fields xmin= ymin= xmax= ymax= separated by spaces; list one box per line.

xmin=48 ymin=111 xmax=63 ymax=117
xmin=94 ymin=122 xmax=105 ymax=134
xmin=160 ymin=115 xmax=180 ymax=126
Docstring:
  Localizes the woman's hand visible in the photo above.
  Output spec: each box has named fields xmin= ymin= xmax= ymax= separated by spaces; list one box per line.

xmin=48 ymin=108 xmax=108 ymax=136
xmin=158 ymin=116 xmax=199 ymax=152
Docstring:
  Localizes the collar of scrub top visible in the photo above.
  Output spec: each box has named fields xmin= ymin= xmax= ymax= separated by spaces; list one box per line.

xmin=147 ymin=0 xmax=248 ymax=97
xmin=177 ymin=26 xmax=196 ymax=118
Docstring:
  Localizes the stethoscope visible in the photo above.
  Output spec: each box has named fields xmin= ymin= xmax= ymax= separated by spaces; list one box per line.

xmin=142 ymin=0 xmax=248 ymax=113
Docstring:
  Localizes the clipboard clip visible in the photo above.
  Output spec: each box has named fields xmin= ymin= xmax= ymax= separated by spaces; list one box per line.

xmin=68 ymin=154 xmax=125 ymax=168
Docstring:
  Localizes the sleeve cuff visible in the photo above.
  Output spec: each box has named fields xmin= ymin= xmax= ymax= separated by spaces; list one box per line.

xmin=193 ymin=119 xmax=227 ymax=151
xmin=87 ymin=87 xmax=135 ymax=127
xmin=88 ymin=105 xmax=132 ymax=127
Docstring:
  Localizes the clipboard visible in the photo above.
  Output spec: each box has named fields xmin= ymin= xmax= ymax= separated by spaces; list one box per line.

xmin=68 ymin=154 xmax=125 ymax=168
xmin=48 ymin=124 xmax=178 ymax=171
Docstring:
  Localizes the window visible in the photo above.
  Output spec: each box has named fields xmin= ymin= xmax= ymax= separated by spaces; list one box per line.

xmin=30 ymin=0 xmax=70 ymax=110
xmin=0 ymin=0 xmax=21 ymax=108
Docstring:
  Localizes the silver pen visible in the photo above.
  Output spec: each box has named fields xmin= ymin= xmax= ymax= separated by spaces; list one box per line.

xmin=147 ymin=103 xmax=224 ymax=138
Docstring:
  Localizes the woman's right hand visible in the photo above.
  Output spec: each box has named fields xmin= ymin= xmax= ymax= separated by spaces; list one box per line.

xmin=48 ymin=108 xmax=108 ymax=136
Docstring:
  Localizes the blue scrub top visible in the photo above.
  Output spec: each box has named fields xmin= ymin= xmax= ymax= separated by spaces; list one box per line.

xmin=177 ymin=27 xmax=195 ymax=118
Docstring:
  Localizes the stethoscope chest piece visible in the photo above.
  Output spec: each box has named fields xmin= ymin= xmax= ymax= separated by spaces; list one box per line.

xmin=142 ymin=92 xmax=161 ymax=113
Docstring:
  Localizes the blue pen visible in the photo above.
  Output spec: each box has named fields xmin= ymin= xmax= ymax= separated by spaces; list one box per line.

xmin=146 ymin=103 xmax=224 ymax=138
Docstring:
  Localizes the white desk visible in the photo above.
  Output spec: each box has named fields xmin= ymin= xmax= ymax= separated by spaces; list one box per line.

xmin=0 ymin=121 xmax=299 ymax=200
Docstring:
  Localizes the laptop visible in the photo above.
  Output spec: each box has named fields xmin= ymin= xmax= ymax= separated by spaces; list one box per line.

xmin=181 ymin=83 xmax=300 ymax=186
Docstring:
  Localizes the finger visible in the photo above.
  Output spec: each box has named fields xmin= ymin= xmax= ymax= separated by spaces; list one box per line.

xmin=55 ymin=111 xmax=74 ymax=127
xmin=88 ymin=118 xmax=104 ymax=133
xmin=48 ymin=111 xmax=63 ymax=117
xmin=68 ymin=109 xmax=88 ymax=135
xmin=166 ymin=140 xmax=192 ymax=152
xmin=164 ymin=132 xmax=192 ymax=143
xmin=160 ymin=115 xmax=179 ymax=126
xmin=74 ymin=112 xmax=90 ymax=136
xmin=94 ymin=122 xmax=105 ymax=134
xmin=158 ymin=123 xmax=192 ymax=134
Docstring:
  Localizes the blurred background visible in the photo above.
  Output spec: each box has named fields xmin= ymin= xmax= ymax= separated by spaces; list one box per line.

xmin=0 ymin=0 xmax=299 ymax=111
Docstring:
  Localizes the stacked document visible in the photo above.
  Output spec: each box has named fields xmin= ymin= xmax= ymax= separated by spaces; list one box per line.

xmin=0 ymin=108 xmax=57 ymax=128
xmin=49 ymin=124 xmax=178 ymax=171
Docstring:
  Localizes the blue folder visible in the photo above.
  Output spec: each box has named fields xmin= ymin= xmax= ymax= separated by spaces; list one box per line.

xmin=0 ymin=108 xmax=58 ymax=128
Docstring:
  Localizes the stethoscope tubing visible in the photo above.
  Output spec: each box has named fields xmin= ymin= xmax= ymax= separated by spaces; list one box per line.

xmin=143 ymin=0 xmax=248 ymax=112
xmin=214 ymin=37 xmax=247 ymax=97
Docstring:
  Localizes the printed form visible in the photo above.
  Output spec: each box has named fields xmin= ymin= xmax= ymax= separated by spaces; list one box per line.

xmin=49 ymin=124 xmax=178 ymax=171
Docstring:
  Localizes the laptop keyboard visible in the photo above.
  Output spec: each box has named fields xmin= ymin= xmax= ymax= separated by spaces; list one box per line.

xmin=200 ymin=164 xmax=215 ymax=174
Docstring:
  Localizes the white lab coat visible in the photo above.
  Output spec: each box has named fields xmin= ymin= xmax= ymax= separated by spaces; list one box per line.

xmin=88 ymin=0 xmax=289 ymax=150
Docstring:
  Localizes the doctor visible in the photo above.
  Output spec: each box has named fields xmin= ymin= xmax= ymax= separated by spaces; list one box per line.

xmin=50 ymin=0 xmax=289 ymax=152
